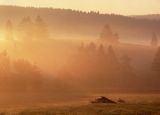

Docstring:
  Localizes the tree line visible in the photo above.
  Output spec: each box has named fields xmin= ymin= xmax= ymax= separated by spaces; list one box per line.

xmin=5 ymin=16 xmax=49 ymax=41
xmin=5 ymin=17 xmax=159 ymax=47
xmin=0 ymin=51 xmax=44 ymax=92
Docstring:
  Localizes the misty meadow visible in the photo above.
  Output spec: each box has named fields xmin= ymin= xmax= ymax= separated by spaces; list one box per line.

xmin=0 ymin=5 xmax=160 ymax=114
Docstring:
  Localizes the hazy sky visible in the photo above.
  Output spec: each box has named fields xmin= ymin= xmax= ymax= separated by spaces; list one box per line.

xmin=0 ymin=0 xmax=159 ymax=15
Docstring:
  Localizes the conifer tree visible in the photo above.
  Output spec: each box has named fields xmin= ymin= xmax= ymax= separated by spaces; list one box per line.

xmin=121 ymin=54 xmax=132 ymax=71
xmin=35 ymin=16 xmax=48 ymax=40
xmin=100 ymin=24 xmax=113 ymax=42
xmin=18 ymin=16 xmax=34 ymax=41
xmin=87 ymin=42 xmax=96 ymax=54
xmin=107 ymin=45 xmax=119 ymax=66
xmin=152 ymin=47 xmax=160 ymax=71
xmin=100 ymin=24 xmax=119 ymax=43
xmin=151 ymin=32 xmax=158 ymax=47
xmin=97 ymin=44 xmax=105 ymax=56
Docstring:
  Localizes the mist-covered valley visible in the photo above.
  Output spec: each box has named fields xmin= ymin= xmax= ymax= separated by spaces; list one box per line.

xmin=0 ymin=6 xmax=160 ymax=108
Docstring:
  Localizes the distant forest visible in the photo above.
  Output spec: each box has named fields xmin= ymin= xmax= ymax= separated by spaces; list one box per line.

xmin=0 ymin=6 xmax=160 ymax=101
xmin=0 ymin=5 xmax=160 ymax=43
xmin=133 ymin=14 xmax=160 ymax=20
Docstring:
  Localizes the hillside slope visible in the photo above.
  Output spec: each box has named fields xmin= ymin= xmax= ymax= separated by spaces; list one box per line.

xmin=0 ymin=6 xmax=160 ymax=43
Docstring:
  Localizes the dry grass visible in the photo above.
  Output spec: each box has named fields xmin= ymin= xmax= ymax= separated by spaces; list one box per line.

xmin=1 ymin=103 xmax=159 ymax=115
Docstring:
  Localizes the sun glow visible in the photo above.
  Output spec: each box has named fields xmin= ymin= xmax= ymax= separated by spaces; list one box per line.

xmin=0 ymin=0 xmax=159 ymax=15
xmin=0 ymin=32 xmax=5 ymax=41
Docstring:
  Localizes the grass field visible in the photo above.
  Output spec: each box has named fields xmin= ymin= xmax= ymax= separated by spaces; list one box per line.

xmin=0 ymin=103 xmax=159 ymax=115
xmin=0 ymin=93 xmax=160 ymax=115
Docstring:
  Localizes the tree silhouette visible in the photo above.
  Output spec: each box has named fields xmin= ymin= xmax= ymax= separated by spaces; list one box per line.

xmin=87 ymin=42 xmax=96 ymax=54
xmin=0 ymin=50 xmax=11 ymax=76
xmin=97 ymin=44 xmax=105 ymax=56
xmin=107 ymin=45 xmax=118 ymax=63
xmin=121 ymin=54 xmax=132 ymax=71
xmin=18 ymin=16 xmax=34 ymax=41
xmin=35 ymin=16 xmax=49 ymax=40
xmin=152 ymin=47 xmax=160 ymax=71
xmin=0 ymin=50 xmax=46 ymax=92
xmin=151 ymin=32 xmax=158 ymax=47
xmin=100 ymin=24 xmax=119 ymax=44
xmin=100 ymin=24 xmax=113 ymax=41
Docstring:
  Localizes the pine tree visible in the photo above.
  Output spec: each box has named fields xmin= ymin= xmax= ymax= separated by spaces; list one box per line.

xmin=18 ymin=16 xmax=34 ymax=41
xmin=87 ymin=42 xmax=96 ymax=54
xmin=97 ymin=44 xmax=105 ymax=56
xmin=0 ymin=50 xmax=11 ymax=75
xmin=97 ymin=44 xmax=106 ymax=67
xmin=151 ymin=32 xmax=158 ymax=47
xmin=35 ymin=16 xmax=48 ymax=40
xmin=100 ymin=24 xmax=113 ymax=42
xmin=152 ymin=47 xmax=160 ymax=71
xmin=107 ymin=45 xmax=118 ymax=65
xmin=121 ymin=54 xmax=132 ymax=71
xmin=100 ymin=24 xmax=119 ymax=44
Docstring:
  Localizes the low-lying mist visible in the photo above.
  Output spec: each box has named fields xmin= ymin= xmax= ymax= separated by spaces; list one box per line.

xmin=0 ymin=9 xmax=160 ymax=105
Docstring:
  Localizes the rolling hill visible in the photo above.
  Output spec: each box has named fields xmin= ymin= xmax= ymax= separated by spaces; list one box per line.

xmin=0 ymin=5 xmax=160 ymax=44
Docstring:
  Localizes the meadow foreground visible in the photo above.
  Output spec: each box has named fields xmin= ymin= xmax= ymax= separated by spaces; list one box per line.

xmin=1 ymin=103 xmax=160 ymax=115
xmin=1 ymin=3 xmax=160 ymax=115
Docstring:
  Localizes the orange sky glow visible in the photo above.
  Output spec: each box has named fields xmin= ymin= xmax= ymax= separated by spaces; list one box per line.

xmin=0 ymin=0 xmax=159 ymax=15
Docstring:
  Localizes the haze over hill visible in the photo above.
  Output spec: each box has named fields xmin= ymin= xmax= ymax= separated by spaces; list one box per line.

xmin=0 ymin=5 xmax=160 ymax=108
xmin=1 ymin=1 xmax=160 ymax=113
xmin=133 ymin=14 xmax=160 ymax=20
xmin=0 ymin=6 xmax=160 ymax=44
